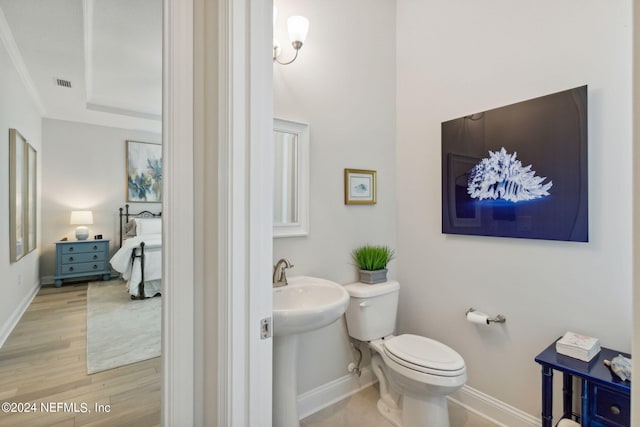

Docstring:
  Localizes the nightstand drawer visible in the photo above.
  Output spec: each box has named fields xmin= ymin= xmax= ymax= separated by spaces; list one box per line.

xmin=61 ymin=242 xmax=106 ymax=254
xmin=61 ymin=252 xmax=106 ymax=264
xmin=592 ymin=385 xmax=630 ymax=426
xmin=59 ymin=261 xmax=106 ymax=275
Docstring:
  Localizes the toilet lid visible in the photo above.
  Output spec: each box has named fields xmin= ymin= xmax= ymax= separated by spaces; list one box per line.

xmin=384 ymin=334 xmax=465 ymax=376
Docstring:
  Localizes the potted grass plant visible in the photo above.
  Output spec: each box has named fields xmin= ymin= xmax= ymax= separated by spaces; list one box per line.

xmin=351 ymin=244 xmax=395 ymax=284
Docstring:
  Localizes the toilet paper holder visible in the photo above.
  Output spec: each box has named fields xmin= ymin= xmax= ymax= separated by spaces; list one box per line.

xmin=465 ymin=307 xmax=506 ymax=324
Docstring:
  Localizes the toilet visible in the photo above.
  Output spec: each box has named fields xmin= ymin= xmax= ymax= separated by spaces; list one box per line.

xmin=344 ymin=280 xmax=467 ymax=427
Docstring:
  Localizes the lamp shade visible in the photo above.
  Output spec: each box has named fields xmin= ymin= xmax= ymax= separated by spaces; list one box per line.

xmin=70 ymin=211 xmax=93 ymax=240
xmin=70 ymin=210 xmax=93 ymax=225
xmin=287 ymin=16 xmax=309 ymax=44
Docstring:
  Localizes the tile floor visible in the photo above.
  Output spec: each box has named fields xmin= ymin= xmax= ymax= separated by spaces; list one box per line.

xmin=301 ymin=385 xmax=499 ymax=427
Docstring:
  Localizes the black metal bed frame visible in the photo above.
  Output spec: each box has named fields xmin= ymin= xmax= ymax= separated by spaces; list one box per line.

xmin=119 ymin=204 xmax=162 ymax=300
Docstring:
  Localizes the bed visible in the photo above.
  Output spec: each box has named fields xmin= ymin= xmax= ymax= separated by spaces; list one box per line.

xmin=109 ymin=205 xmax=162 ymax=299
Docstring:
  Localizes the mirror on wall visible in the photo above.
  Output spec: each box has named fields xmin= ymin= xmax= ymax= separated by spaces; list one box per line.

xmin=9 ymin=128 xmax=37 ymax=262
xmin=273 ymin=118 xmax=309 ymax=238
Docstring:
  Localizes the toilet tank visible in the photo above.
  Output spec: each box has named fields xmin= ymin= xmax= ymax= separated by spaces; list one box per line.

xmin=344 ymin=280 xmax=400 ymax=342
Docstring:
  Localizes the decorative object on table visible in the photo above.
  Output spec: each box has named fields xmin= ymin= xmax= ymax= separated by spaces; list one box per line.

xmin=70 ymin=210 xmax=94 ymax=240
xmin=556 ymin=331 xmax=601 ymax=362
xmin=441 ymin=85 xmax=588 ymax=242
xmin=344 ymin=168 xmax=376 ymax=205
xmin=351 ymin=244 xmax=394 ymax=284
xmin=604 ymin=355 xmax=632 ymax=382
xmin=126 ymin=140 xmax=162 ymax=202
xmin=9 ymin=128 xmax=37 ymax=262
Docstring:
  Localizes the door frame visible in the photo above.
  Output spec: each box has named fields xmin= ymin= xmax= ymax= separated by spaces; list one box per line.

xmin=162 ymin=0 xmax=273 ymax=425
xmin=162 ymin=0 xmax=195 ymax=425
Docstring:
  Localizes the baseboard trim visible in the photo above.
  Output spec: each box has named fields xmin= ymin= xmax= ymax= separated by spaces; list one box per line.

xmin=40 ymin=275 xmax=54 ymax=285
xmin=0 ymin=280 xmax=40 ymax=349
xmin=297 ymin=369 xmax=540 ymax=426
xmin=297 ymin=367 xmax=376 ymax=420
xmin=448 ymin=384 xmax=540 ymax=427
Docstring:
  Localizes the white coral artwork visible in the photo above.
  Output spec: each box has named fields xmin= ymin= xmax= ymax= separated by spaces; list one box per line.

xmin=467 ymin=147 xmax=553 ymax=202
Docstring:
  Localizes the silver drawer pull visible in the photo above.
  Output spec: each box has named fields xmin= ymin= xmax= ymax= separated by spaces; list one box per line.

xmin=610 ymin=405 xmax=621 ymax=415
xmin=68 ymin=247 xmax=74 ymax=252
xmin=93 ymin=245 xmax=98 ymax=250
xmin=93 ymin=255 xmax=98 ymax=260
xmin=69 ymin=257 xmax=74 ymax=262
xmin=93 ymin=265 xmax=98 ymax=269
xmin=69 ymin=267 xmax=74 ymax=272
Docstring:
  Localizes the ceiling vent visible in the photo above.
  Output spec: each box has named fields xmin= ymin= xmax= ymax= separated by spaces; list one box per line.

xmin=56 ymin=78 xmax=72 ymax=88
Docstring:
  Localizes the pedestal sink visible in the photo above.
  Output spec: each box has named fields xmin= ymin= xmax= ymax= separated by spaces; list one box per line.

xmin=272 ymin=276 xmax=349 ymax=427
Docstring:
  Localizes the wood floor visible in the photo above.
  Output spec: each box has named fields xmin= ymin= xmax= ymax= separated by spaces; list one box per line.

xmin=0 ymin=283 xmax=160 ymax=427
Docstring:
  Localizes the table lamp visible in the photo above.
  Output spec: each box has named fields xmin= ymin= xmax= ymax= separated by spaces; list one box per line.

xmin=70 ymin=210 xmax=93 ymax=240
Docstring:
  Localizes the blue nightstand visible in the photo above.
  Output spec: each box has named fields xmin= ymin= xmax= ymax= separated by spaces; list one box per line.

xmin=54 ymin=239 xmax=111 ymax=287
xmin=535 ymin=339 xmax=631 ymax=426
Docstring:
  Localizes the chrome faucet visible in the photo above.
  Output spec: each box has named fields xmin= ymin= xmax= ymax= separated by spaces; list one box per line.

xmin=272 ymin=258 xmax=294 ymax=287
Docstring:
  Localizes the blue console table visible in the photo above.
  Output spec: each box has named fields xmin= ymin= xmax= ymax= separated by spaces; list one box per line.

xmin=535 ymin=339 xmax=630 ymax=426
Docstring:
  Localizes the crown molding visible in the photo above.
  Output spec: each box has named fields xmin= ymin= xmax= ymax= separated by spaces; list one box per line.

xmin=0 ymin=6 xmax=46 ymax=115
xmin=82 ymin=0 xmax=94 ymax=103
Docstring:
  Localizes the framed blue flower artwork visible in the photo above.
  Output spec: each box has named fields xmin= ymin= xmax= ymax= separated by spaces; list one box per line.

xmin=127 ymin=140 xmax=163 ymax=203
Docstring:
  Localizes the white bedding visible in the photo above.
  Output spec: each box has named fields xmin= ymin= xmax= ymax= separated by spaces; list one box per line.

xmin=110 ymin=233 xmax=162 ymax=297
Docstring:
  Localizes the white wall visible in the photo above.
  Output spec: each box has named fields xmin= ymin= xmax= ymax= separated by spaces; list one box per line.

xmin=633 ymin=4 xmax=640 ymax=426
xmin=396 ymin=0 xmax=632 ymax=418
xmin=273 ymin=0 xmax=396 ymax=394
xmin=40 ymin=118 xmax=161 ymax=281
xmin=0 ymin=36 xmax=42 ymax=344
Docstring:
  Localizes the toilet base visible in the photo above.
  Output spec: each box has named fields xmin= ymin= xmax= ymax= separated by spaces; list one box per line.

xmin=370 ymin=348 xmax=454 ymax=427
xmin=375 ymin=393 xmax=451 ymax=427
xmin=402 ymin=392 xmax=450 ymax=427
xmin=377 ymin=398 xmax=401 ymax=427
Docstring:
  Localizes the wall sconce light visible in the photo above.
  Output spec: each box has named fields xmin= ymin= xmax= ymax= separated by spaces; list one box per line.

xmin=273 ymin=7 xmax=309 ymax=65
xmin=70 ymin=210 xmax=93 ymax=240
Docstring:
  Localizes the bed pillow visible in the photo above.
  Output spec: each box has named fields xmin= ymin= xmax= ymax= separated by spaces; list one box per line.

xmin=134 ymin=218 xmax=162 ymax=236
xmin=124 ymin=220 xmax=137 ymax=238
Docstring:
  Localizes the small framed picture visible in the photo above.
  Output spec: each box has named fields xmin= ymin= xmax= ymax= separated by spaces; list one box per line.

xmin=344 ymin=168 xmax=377 ymax=205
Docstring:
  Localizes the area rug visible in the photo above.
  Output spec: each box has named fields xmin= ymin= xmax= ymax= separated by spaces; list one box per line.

xmin=86 ymin=280 xmax=161 ymax=374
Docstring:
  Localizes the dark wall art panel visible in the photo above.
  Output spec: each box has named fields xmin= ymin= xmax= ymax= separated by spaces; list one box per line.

xmin=441 ymin=86 xmax=588 ymax=242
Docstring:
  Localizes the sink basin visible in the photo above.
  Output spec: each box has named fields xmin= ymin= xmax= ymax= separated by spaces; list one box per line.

xmin=272 ymin=275 xmax=350 ymax=427
xmin=273 ymin=275 xmax=349 ymax=336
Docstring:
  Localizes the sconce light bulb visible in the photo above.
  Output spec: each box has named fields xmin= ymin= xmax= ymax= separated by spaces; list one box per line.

xmin=287 ymin=16 xmax=309 ymax=45
xmin=274 ymin=14 xmax=308 ymax=65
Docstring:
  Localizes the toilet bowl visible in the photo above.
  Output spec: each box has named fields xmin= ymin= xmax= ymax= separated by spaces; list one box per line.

xmin=370 ymin=335 xmax=467 ymax=427
xmin=344 ymin=281 xmax=467 ymax=427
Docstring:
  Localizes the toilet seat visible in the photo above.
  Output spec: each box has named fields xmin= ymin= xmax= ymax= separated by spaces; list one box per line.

xmin=383 ymin=334 xmax=466 ymax=377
